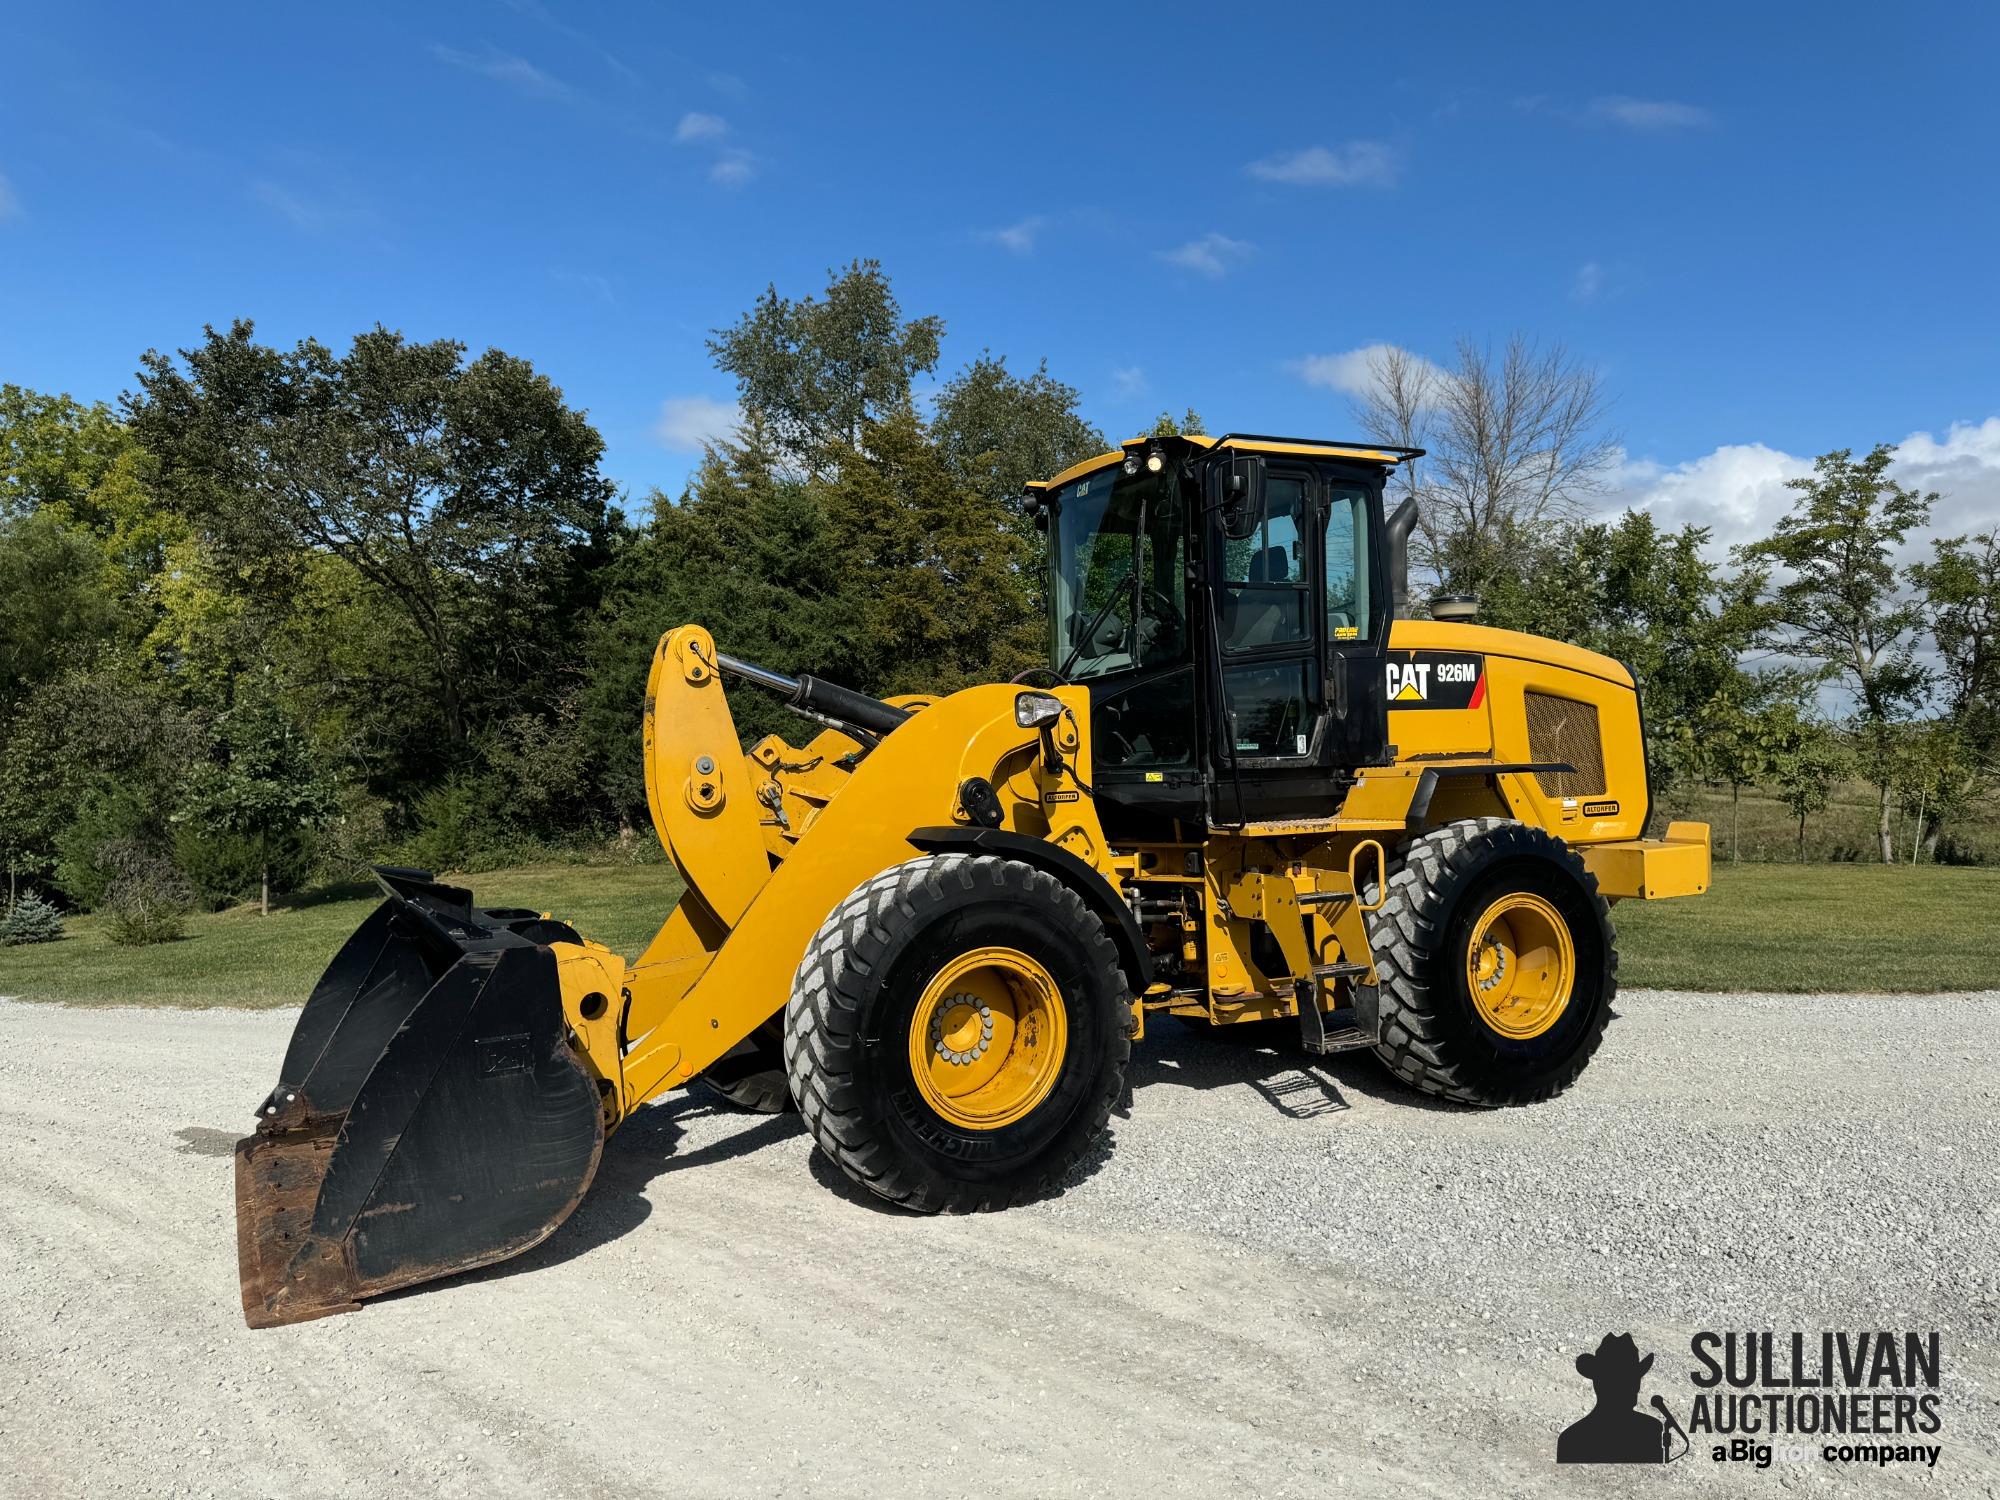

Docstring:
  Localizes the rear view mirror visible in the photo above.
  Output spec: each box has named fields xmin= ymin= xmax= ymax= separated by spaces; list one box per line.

xmin=1220 ymin=455 xmax=1266 ymax=540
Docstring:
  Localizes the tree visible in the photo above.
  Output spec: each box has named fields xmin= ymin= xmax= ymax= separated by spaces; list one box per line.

xmin=932 ymin=354 xmax=1104 ymax=524
xmin=1737 ymin=445 xmax=1935 ymax=862
xmin=1764 ymin=704 xmax=1851 ymax=862
xmin=707 ymin=260 xmax=942 ymax=472
xmin=0 ymin=383 xmax=174 ymax=585
xmin=0 ymin=509 xmax=127 ymax=706
xmin=1149 ymin=408 xmax=1206 ymax=437
xmin=129 ymin=322 xmax=616 ymax=752
xmin=177 ymin=684 xmax=339 ymax=914
xmin=1481 ymin=510 xmax=1768 ymax=801
xmin=1350 ymin=338 xmax=1618 ymax=596
xmin=0 ymin=654 xmax=206 ymax=907
xmin=1909 ymin=529 xmax=2000 ymax=853
xmin=582 ymin=422 xmax=864 ymax=816
xmin=821 ymin=410 xmax=1039 ymax=693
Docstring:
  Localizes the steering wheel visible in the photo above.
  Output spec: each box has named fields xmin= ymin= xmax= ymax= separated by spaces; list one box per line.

xmin=1138 ymin=584 xmax=1185 ymax=653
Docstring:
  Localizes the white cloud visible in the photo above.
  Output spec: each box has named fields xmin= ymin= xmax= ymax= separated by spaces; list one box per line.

xmin=1589 ymin=96 xmax=1713 ymax=131
xmin=0 ymin=172 xmax=19 ymax=220
xmin=1109 ymin=366 xmax=1148 ymax=401
xmin=1246 ymin=142 xmax=1399 ymax=188
xmin=1572 ymin=261 xmax=1606 ymax=302
xmin=675 ymin=111 xmax=729 ymax=143
xmin=1604 ymin=419 xmax=2000 ymax=556
xmin=1291 ymin=343 xmax=1446 ymax=397
xmin=979 ymin=215 xmax=1047 ymax=255
xmin=709 ymin=148 xmax=756 ymax=187
xmin=430 ymin=43 xmax=571 ymax=99
xmin=654 ymin=395 xmax=742 ymax=452
xmin=1159 ymin=232 xmax=1253 ymax=278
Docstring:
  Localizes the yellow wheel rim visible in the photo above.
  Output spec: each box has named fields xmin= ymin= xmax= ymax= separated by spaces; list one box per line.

xmin=907 ymin=946 xmax=1068 ymax=1131
xmin=1465 ymin=892 xmax=1576 ymax=1040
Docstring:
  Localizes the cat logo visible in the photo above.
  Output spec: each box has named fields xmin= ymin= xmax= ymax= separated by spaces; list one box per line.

xmin=1387 ymin=661 xmax=1432 ymax=701
xmin=1385 ymin=651 xmax=1487 ymax=710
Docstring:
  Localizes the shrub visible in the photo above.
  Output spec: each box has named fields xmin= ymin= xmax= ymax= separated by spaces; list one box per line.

xmin=98 ymin=839 xmax=193 ymax=947
xmin=0 ymin=891 xmax=66 ymax=946
xmin=173 ymin=823 xmax=315 ymax=909
xmin=397 ymin=777 xmax=501 ymax=875
xmin=52 ymin=789 xmax=157 ymax=910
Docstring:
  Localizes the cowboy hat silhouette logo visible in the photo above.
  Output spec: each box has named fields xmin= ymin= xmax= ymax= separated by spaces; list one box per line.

xmin=1558 ymin=1333 xmax=1680 ymax=1464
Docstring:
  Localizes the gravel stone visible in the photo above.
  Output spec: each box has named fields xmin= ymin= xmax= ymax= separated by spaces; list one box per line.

xmin=1 ymin=991 xmax=1994 ymax=1497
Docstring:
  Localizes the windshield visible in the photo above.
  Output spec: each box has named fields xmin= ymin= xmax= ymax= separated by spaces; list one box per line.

xmin=1050 ymin=464 xmax=1186 ymax=680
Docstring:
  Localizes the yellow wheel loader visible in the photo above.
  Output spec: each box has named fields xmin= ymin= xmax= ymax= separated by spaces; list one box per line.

xmin=234 ymin=431 xmax=1712 ymax=1327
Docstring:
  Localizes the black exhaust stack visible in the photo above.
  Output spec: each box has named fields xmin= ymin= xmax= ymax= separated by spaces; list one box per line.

xmin=1386 ymin=497 xmax=1420 ymax=620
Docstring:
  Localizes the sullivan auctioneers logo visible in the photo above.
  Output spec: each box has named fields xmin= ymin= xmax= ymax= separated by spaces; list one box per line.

xmin=1556 ymin=1329 xmax=1945 ymax=1473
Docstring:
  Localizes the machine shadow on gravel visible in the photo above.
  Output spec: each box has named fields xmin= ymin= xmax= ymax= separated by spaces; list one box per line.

xmin=1134 ymin=1020 xmax=1469 ymax=1115
xmin=378 ymin=1095 xmax=807 ymax=1301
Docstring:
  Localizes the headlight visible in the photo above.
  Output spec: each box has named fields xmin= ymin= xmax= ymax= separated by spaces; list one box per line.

xmin=1014 ymin=691 xmax=1064 ymax=728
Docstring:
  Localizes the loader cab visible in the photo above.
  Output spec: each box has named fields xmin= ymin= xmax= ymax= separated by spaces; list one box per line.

xmin=1032 ymin=434 xmax=1414 ymax=836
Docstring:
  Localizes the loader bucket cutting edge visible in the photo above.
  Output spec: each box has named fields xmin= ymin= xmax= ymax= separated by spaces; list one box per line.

xmin=233 ymin=867 xmax=604 ymax=1329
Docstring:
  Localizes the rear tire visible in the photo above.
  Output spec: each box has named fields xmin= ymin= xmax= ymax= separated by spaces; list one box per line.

xmin=783 ymin=854 xmax=1131 ymax=1212
xmin=1367 ymin=818 xmax=1615 ymax=1106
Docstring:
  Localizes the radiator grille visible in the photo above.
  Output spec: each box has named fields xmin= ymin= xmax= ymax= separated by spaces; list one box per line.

xmin=1524 ymin=693 xmax=1606 ymax=798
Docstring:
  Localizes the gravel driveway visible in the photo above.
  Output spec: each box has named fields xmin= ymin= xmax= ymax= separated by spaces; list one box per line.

xmin=2 ymin=991 xmax=1995 ymax=1498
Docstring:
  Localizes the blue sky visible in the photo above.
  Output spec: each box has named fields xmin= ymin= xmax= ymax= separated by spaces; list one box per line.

xmin=4 ymin=0 xmax=1998 ymax=539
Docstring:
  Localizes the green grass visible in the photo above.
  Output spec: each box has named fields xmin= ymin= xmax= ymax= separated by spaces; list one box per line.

xmin=0 ymin=863 xmax=685 ymax=1009
xmin=2 ymin=858 xmax=1994 ymax=1007
xmin=1613 ymin=862 xmax=2000 ymax=992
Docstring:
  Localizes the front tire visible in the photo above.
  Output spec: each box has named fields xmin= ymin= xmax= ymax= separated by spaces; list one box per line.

xmin=1367 ymin=818 xmax=1616 ymax=1106
xmin=783 ymin=854 xmax=1131 ymax=1212
xmin=692 ymin=1019 xmax=792 ymax=1113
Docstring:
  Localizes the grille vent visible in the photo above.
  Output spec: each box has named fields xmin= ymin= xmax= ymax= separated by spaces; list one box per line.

xmin=1524 ymin=693 xmax=1606 ymax=798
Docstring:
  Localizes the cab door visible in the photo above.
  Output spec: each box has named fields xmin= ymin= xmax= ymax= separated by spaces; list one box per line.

xmin=1207 ymin=463 xmax=1389 ymax=822
xmin=1316 ymin=473 xmax=1391 ymax=770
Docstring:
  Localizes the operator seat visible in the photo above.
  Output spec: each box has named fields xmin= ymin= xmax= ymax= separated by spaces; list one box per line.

xmin=1225 ymin=546 xmax=1294 ymax=649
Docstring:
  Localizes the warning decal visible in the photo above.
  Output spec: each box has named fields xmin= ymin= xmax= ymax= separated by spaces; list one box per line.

xmin=1385 ymin=651 xmax=1487 ymax=710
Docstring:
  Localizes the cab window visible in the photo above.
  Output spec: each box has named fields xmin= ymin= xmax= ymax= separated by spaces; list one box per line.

xmin=1324 ymin=484 xmax=1373 ymax=643
xmin=1221 ymin=475 xmax=1311 ymax=651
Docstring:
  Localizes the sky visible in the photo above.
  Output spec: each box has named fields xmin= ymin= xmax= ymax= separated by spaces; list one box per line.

xmin=3 ymin=0 xmax=1998 ymax=549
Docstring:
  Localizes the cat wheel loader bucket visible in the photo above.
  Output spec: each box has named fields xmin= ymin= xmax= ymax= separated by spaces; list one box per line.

xmin=233 ymin=868 xmax=606 ymax=1328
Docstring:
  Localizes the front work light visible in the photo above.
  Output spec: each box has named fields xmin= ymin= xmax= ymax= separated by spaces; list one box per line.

xmin=1015 ymin=691 xmax=1064 ymax=728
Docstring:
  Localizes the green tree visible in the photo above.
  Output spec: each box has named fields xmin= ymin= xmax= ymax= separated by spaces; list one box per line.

xmin=708 ymin=260 xmax=942 ymax=471
xmin=0 ymin=509 xmax=127 ymax=706
xmin=177 ymin=685 xmax=339 ymax=914
xmin=0 ymin=384 xmax=174 ymax=586
xmin=1764 ymin=704 xmax=1852 ymax=862
xmin=129 ymin=321 xmax=616 ymax=751
xmin=932 ymin=354 xmax=1105 ymax=521
xmin=1 ymin=655 xmax=206 ymax=907
xmin=822 ymin=410 xmax=1039 ymax=692
xmin=1909 ymin=529 xmax=1999 ymax=854
xmin=1482 ymin=511 xmax=1768 ymax=800
xmin=1148 ymin=408 xmax=1206 ymax=437
xmin=1736 ymin=445 xmax=1935 ymax=862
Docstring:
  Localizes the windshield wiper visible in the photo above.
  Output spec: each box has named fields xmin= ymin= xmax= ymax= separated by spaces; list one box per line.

xmin=1057 ymin=571 xmax=1140 ymax=680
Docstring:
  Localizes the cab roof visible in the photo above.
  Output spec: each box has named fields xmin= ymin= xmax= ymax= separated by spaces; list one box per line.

xmin=1025 ymin=432 xmax=1423 ymax=494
